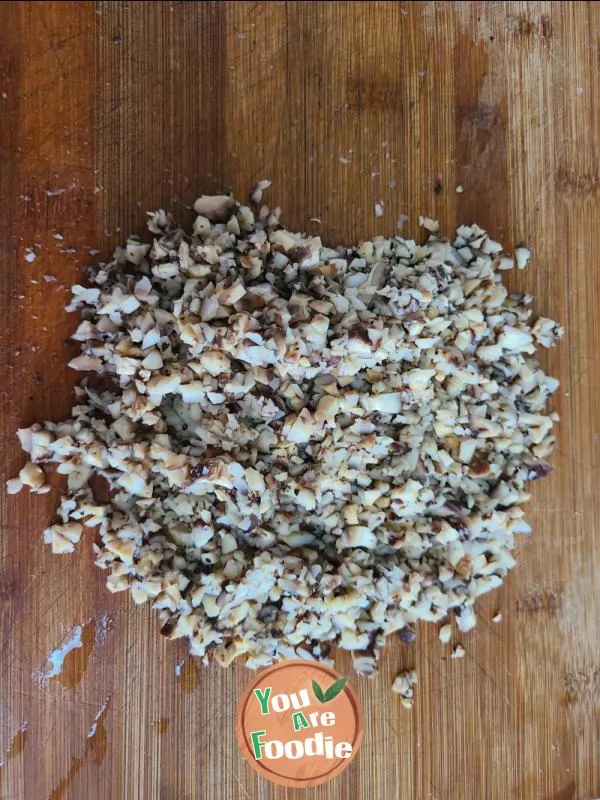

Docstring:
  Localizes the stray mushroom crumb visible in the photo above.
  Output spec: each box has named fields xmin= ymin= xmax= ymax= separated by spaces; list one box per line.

xmin=439 ymin=623 xmax=452 ymax=644
xmin=7 ymin=184 xmax=562 ymax=687
xmin=515 ymin=247 xmax=531 ymax=270
xmin=492 ymin=611 xmax=502 ymax=623
xmin=451 ymin=644 xmax=466 ymax=659
xmin=418 ymin=215 xmax=439 ymax=233
xmin=392 ymin=669 xmax=418 ymax=708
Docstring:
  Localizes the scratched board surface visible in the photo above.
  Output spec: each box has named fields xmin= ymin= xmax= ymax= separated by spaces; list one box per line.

xmin=0 ymin=2 xmax=599 ymax=799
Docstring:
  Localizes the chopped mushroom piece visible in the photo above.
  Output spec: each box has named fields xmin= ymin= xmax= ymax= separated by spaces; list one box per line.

xmin=250 ymin=179 xmax=272 ymax=205
xmin=5 ymin=478 xmax=23 ymax=495
xmin=6 ymin=186 xmax=561 ymax=693
xmin=19 ymin=462 xmax=45 ymax=490
xmin=193 ymin=194 xmax=236 ymax=222
xmin=419 ymin=215 xmax=439 ymax=233
xmin=456 ymin=605 xmax=477 ymax=633
xmin=392 ymin=669 xmax=418 ymax=709
xmin=451 ymin=644 xmax=466 ymax=659
xmin=439 ymin=623 xmax=452 ymax=644
xmin=514 ymin=247 xmax=531 ymax=269
xmin=43 ymin=522 xmax=83 ymax=554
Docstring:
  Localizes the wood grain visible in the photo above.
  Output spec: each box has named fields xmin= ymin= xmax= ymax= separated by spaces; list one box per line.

xmin=1 ymin=2 xmax=599 ymax=799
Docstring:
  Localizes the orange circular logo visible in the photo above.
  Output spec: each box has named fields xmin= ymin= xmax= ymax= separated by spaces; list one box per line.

xmin=236 ymin=659 xmax=364 ymax=788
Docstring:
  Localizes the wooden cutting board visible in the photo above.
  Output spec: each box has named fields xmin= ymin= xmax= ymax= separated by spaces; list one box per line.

xmin=1 ymin=2 xmax=598 ymax=798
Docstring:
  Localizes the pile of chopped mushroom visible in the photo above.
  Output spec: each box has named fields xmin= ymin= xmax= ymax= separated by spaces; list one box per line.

xmin=8 ymin=186 xmax=562 ymax=677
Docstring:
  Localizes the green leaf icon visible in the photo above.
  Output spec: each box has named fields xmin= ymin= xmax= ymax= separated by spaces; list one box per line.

xmin=312 ymin=679 xmax=325 ymax=703
xmin=323 ymin=677 xmax=347 ymax=702
xmin=312 ymin=676 xmax=348 ymax=703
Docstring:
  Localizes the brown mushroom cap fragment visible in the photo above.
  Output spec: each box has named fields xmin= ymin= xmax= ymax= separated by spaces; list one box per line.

xmin=193 ymin=194 xmax=237 ymax=223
